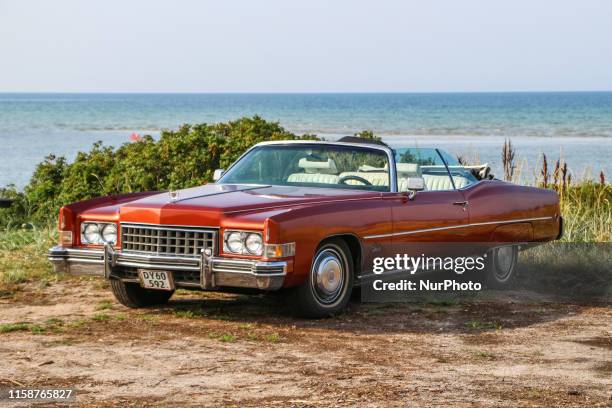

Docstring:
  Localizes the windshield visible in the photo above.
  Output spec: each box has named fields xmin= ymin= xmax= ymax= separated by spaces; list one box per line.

xmin=219 ymin=144 xmax=391 ymax=192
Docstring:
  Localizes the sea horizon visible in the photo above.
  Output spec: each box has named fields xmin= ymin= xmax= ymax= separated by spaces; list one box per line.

xmin=2 ymin=90 xmax=612 ymax=94
xmin=1 ymin=92 xmax=611 ymax=189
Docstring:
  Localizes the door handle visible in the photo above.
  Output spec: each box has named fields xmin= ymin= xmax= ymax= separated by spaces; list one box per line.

xmin=452 ymin=201 xmax=469 ymax=210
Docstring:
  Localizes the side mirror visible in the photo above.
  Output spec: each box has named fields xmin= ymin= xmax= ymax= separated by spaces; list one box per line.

xmin=213 ymin=169 xmax=225 ymax=182
xmin=404 ymin=176 xmax=425 ymax=200
xmin=405 ymin=176 xmax=425 ymax=191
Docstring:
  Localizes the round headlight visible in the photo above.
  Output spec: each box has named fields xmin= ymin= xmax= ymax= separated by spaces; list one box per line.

xmin=101 ymin=224 xmax=118 ymax=244
xmin=83 ymin=223 xmax=101 ymax=244
xmin=226 ymin=232 xmax=244 ymax=253
xmin=245 ymin=233 xmax=263 ymax=255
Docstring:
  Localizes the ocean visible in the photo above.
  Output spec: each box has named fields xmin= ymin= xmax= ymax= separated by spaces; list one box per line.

xmin=1 ymin=92 xmax=611 ymax=189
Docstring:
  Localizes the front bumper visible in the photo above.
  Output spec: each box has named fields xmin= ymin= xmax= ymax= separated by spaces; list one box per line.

xmin=48 ymin=246 xmax=287 ymax=291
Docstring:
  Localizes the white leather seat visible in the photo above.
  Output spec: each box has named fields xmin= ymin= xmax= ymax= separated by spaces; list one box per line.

xmin=287 ymin=173 xmax=340 ymax=184
xmin=287 ymin=158 xmax=340 ymax=184
xmin=423 ymin=174 xmax=454 ymax=191
xmin=422 ymin=174 xmax=470 ymax=191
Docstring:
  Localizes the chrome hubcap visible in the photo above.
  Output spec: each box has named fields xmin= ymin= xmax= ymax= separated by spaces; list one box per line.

xmin=317 ymin=258 xmax=342 ymax=294
xmin=311 ymin=248 xmax=345 ymax=305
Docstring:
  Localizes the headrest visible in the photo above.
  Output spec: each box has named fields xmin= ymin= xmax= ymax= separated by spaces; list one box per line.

xmin=396 ymin=163 xmax=421 ymax=177
xmin=298 ymin=158 xmax=338 ymax=174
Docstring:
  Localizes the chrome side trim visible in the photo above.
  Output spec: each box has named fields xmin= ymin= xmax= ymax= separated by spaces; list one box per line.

xmin=469 ymin=216 xmax=553 ymax=227
xmin=363 ymin=216 xmax=555 ymax=240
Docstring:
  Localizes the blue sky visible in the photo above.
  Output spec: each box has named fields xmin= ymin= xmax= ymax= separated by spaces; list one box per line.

xmin=0 ymin=0 xmax=611 ymax=92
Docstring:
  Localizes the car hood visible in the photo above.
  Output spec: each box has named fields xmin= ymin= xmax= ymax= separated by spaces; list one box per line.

xmin=82 ymin=184 xmax=381 ymax=226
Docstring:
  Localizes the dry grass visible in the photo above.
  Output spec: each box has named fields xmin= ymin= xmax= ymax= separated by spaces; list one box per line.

xmin=0 ymin=227 xmax=57 ymax=296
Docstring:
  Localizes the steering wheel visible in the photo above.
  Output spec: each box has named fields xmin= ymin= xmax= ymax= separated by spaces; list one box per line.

xmin=338 ymin=175 xmax=372 ymax=186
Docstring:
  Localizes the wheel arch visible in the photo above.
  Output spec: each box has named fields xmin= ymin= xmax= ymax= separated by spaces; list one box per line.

xmin=316 ymin=233 xmax=363 ymax=278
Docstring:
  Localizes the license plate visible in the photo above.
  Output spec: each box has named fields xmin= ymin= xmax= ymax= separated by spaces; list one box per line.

xmin=138 ymin=269 xmax=174 ymax=291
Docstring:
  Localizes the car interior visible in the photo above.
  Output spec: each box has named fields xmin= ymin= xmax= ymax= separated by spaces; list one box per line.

xmin=286 ymin=158 xmax=473 ymax=191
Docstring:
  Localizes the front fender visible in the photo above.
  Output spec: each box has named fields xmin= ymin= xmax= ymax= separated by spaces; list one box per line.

xmin=267 ymin=198 xmax=391 ymax=287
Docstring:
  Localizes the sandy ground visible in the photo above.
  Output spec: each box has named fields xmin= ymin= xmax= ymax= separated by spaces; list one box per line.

xmin=0 ymin=277 xmax=610 ymax=407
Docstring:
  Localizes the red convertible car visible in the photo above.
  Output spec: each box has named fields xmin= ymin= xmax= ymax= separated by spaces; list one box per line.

xmin=49 ymin=138 xmax=562 ymax=317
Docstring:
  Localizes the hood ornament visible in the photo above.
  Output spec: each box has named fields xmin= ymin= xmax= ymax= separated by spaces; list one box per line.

xmin=168 ymin=190 xmax=180 ymax=202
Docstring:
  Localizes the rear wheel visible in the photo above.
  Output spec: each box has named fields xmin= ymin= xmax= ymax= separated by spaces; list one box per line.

xmin=292 ymin=239 xmax=354 ymax=318
xmin=482 ymin=245 xmax=518 ymax=288
xmin=110 ymin=279 xmax=174 ymax=308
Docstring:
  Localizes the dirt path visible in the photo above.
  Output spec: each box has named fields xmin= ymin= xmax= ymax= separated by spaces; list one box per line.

xmin=0 ymin=277 xmax=610 ymax=407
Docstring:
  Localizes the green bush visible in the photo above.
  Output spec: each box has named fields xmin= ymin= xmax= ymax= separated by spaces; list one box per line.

xmin=0 ymin=186 xmax=29 ymax=228
xmin=0 ymin=116 xmax=319 ymax=227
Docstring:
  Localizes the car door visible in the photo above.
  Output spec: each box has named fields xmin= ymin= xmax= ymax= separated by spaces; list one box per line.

xmin=389 ymin=148 xmax=471 ymax=260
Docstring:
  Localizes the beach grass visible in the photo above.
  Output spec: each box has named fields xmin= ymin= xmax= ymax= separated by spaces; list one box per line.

xmin=559 ymin=183 xmax=611 ymax=242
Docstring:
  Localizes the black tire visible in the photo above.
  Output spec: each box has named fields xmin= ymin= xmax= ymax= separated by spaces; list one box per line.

xmin=481 ymin=245 xmax=519 ymax=289
xmin=292 ymin=239 xmax=354 ymax=318
xmin=110 ymin=279 xmax=174 ymax=308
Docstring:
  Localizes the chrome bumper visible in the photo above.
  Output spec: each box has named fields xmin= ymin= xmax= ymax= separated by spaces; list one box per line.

xmin=48 ymin=246 xmax=287 ymax=291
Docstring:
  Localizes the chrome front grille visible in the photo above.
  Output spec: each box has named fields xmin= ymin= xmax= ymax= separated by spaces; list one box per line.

xmin=121 ymin=223 xmax=216 ymax=257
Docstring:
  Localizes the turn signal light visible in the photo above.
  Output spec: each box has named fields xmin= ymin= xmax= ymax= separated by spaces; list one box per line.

xmin=264 ymin=242 xmax=296 ymax=259
xmin=59 ymin=231 xmax=73 ymax=247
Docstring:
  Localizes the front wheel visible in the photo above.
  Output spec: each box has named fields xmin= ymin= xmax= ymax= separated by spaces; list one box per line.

xmin=292 ymin=239 xmax=354 ymax=318
xmin=110 ymin=279 xmax=174 ymax=308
